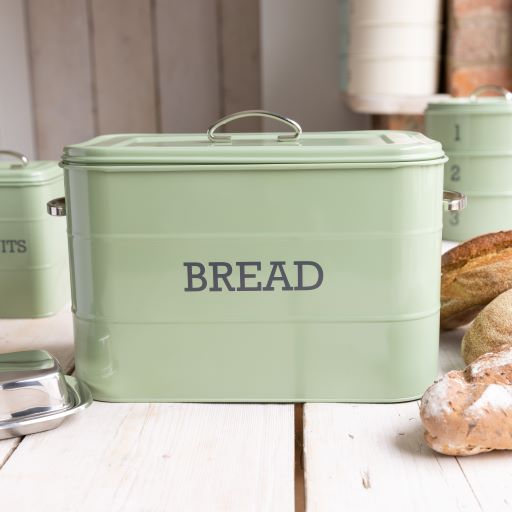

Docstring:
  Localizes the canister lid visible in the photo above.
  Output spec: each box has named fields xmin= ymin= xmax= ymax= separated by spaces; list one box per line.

xmin=62 ymin=109 xmax=444 ymax=166
xmin=0 ymin=152 xmax=62 ymax=185
xmin=62 ymin=131 xmax=444 ymax=166
xmin=427 ymin=85 xmax=512 ymax=115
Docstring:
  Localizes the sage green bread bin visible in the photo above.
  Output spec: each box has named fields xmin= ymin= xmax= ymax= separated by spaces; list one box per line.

xmin=425 ymin=85 xmax=512 ymax=241
xmin=0 ymin=151 xmax=68 ymax=318
xmin=53 ymin=111 xmax=463 ymax=403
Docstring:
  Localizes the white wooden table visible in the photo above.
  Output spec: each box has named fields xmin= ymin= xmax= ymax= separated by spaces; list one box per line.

xmin=1 ymin=242 xmax=511 ymax=511
xmin=1 ymin=312 xmax=510 ymax=511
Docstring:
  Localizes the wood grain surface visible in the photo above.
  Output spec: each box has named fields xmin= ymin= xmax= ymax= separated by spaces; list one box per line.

xmin=302 ymin=335 xmax=487 ymax=512
xmin=154 ymin=0 xmax=221 ymax=133
xmin=0 ymin=307 xmax=294 ymax=512
xmin=0 ymin=0 xmax=35 ymax=159
xmin=25 ymin=0 xmax=95 ymax=159
xmin=90 ymin=0 xmax=157 ymax=134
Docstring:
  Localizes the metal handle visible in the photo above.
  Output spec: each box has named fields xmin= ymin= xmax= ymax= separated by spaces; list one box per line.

xmin=207 ymin=110 xmax=302 ymax=143
xmin=443 ymin=190 xmax=466 ymax=211
xmin=47 ymin=197 xmax=66 ymax=217
xmin=0 ymin=150 xmax=29 ymax=169
xmin=469 ymin=85 xmax=512 ymax=102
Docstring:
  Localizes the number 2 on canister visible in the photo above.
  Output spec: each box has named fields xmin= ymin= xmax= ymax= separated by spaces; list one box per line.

xmin=450 ymin=164 xmax=460 ymax=181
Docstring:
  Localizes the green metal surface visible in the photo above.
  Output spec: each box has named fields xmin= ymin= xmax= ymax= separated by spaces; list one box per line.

xmin=62 ymin=131 xmax=444 ymax=164
xmin=62 ymin=131 xmax=445 ymax=402
xmin=426 ymin=96 xmax=512 ymax=113
xmin=0 ymin=161 xmax=63 ymax=185
xmin=425 ymin=107 xmax=512 ymax=152
xmin=0 ymin=161 xmax=68 ymax=317
xmin=426 ymin=97 xmax=512 ymax=241
xmin=441 ymin=151 xmax=512 ymax=240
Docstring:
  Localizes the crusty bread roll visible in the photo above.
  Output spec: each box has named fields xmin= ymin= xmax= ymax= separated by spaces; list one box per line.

xmin=421 ymin=345 xmax=512 ymax=455
xmin=441 ymin=231 xmax=512 ymax=330
xmin=462 ymin=288 xmax=512 ymax=365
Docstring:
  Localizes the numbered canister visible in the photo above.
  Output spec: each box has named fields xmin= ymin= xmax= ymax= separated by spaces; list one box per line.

xmin=0 ymin=151 xmax=69 ymax=317
xmin=426 ymin=85 xmax=512 ymax=241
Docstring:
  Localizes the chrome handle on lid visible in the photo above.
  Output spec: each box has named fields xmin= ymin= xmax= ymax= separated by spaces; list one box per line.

xmin=207 ymin=110 xmax=302 ymax=143
xmin=47 ymin=197 xmax=66 ymax=217
xmin=0 ymin=150 xmax=29 ymax=169
xmin=469 ymin=85 xmax=512 ymax=102
xmin=443 ymin=190 xmax=467 ymax=211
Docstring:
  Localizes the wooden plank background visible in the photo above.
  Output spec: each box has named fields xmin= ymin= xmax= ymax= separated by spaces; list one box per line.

xmin=89 ymin=0 xmax=158 ymax=134
xmin=0 ymin=0 xmax=368 ymax=161
xmin=260 ymin=0 xmax=369 ymax=132
xmin=0 ymin=0 xmax=35 ymax=159
xmin=25 ymin=0 xmax=95 ymax=160
xmin=155 ymin=0 xmax=221 ymax=133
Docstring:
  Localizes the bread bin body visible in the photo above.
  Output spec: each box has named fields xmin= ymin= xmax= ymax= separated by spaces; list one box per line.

xmin=425 ymin=87 xmax=512 ymax=241
xmin=0 ymin=157 xmax=68 ymax=317
xmin=59 ymin=128 xmax=446 ymax=402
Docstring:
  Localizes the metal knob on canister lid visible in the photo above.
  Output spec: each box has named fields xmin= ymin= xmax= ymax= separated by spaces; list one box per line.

xmin=0 ymin=150 xmax=29 ymax=169
xmin=426 ymin=85 xmax=512 ymax=241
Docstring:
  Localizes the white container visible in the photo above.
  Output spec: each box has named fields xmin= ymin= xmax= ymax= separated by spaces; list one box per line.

xmin=351 ymin=0 xmax=441 ymax=25
xmin=345 ymin=0 xmax=442 ymax=113
xmin=349 ymin=25 xmax=440 ymax=59
xmin=348 ymin=57 xmax=439 ymax=97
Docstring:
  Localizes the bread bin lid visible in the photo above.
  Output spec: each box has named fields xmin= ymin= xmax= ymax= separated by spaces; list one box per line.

xmin=62 ymin=110 xmax=445 ymax=166
xmin=0 ymin=151 xmax=62 ymax=185
xmin=427 ymin=85 xmax=512 ymax=115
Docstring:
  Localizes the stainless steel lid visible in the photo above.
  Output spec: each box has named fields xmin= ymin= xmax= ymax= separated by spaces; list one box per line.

xmin=0 ymin=350 xmax=92 ymax=439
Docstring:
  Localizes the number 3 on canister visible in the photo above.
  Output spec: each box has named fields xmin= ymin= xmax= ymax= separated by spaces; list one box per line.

xmin=449 ymin=211 xmax=460 ymax=226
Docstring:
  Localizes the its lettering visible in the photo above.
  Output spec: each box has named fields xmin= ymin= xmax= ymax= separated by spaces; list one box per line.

xmin=0 ymin=240 xmax=27 ymax=254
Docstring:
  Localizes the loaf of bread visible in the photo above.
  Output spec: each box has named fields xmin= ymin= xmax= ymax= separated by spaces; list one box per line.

xmin=441 ymin=231 xmax=512 ymax=330
xmin=421 ymin=345 xmax=512 ymax=455
xmin=462 ymin=288 xmax=512 ymax=365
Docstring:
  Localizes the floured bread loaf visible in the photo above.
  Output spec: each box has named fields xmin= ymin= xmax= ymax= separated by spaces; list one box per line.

xmin=462 ymin=288 xmax=512 ymax=365
xmin=440 ymin=231 xmax=512 ymax=330
xmin=420 ymin=345 xmax=512 ymax=455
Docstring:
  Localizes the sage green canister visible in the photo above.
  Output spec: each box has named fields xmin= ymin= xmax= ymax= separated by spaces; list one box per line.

xmin=0 ymin=151 xmax=68 ymax=317
xmin=425 ymin=85 xmax=512 ymax=241
xmin=53 ymin=111 xmax=463 ymax=403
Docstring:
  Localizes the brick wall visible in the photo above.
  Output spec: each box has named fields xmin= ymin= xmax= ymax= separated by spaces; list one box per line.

xmin=372 ymin=115 xmax=424 ymax=132
xmin=374 ymin=0 xmax=512 ymax=129
xmin=448 ymin=0 xmax=512 ymax=96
